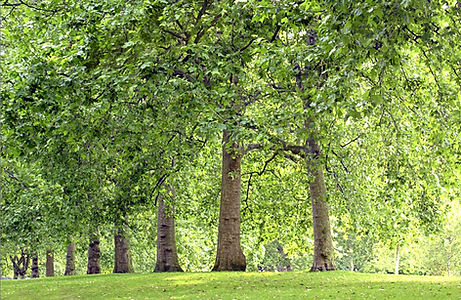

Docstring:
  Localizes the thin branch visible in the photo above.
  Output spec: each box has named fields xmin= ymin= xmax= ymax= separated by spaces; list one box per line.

xmin=2 ymin=168 xmax=30 ymax=190
xmin=331 ymin=150 xmax=350 ymax=173
xmin=242 ymin=151 xmax=279 ymax=212
xmin=1 ymin=0 xmax=61 ymax=13
xmin=239 ymin=38 xmax=256 ymax=52
xmin=162 ymin=29 xmax=187 ymax=41
xmin=194 ymin=13 xmax=221 ymax=44
xmin=243 ymin=143 xmax=263 ymax=155
xmin=340 ymin=134 xmax=362 ymax=148
xmin=269 ymin=25 xmax=281 ymax=43
xmin=195 ymin=0 xmax=209 ymax=24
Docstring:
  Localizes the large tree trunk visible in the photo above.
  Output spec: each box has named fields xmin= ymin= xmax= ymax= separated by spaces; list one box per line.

xmin=154 ymin=194 xmax=183 ymax=272
xmin=114 ymin=227 xmax=134 ymax=273
xmin=65 ymin=242 xmax=76 ymax=275
xmin=307 ymin=139 xmax=336 ymax=272
xmin=87 ymin=235 xmax=101 ymax=274
xmin=212 ymin=130 xmax=246 ymax=271
xmin=31 ymin=253 xmax=39 ymax=278
xmin=46 ymin=250 xmax=54 ymax=277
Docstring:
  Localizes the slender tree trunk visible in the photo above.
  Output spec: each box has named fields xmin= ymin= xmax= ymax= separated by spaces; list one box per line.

xmin=31 ymin=253 xmax=39 ymax=278
xmin=275 ymin=241 xmax=291 ymax=271
xmin=65 ymin=242 xmax=76 ymax=275
xmin=307 ymin=139 xmax=336 ymax=272
xmin=46 ymin=250 xmax=54 ymax=277
xmin=87 ymin=234 xmax=101 ymax=274
xmin=114 ymin=227 xmax=134 ymax=273
xmin=154 ymin=194 xmax=183 ymax=272
xmin=394 ymin=244 xmax=400 ymax=275
xmin=213 ymin=130 xmax=246 ymax=271
xmin=350 ymin=256 xmax=354 ymax=272
xmin=447 ymin=261 xmax=450 ymax=276
xmin=296 ymin=58 xmax=335 ymax=272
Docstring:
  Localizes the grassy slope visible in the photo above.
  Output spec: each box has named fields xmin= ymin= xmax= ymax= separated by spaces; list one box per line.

xmin=1 ymin=271 xmax=460 ymax=300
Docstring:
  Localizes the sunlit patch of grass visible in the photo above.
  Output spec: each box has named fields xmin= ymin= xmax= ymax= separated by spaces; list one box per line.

xmin=1 ymin=271 xmax=460 ymax=299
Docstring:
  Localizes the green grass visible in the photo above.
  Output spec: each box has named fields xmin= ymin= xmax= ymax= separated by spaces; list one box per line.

xmin=1 ymin=271 xmax=460 ymax=299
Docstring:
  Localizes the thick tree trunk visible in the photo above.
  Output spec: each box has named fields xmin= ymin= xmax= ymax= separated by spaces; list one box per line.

xmin=213 ymin=130 xmax=246 ymax=271
xmin=307 ymin=139 xmax=336 ymax=272
xmin=394 ymin=244 xmax=400 ymax=275
xmin=46 ymin=250 xmax=54 ymax=277
xmin=154 ymin=195 xmax=183 ymax=272
xmin=87 ymin=235 xmax=101 ymax=274
xmin=114 ymin=227 xmax=134 ymax=273
xmin=31 ymin=253 xmax=39 ymax=278
xmin=65 ymin=242 xmax=76 ymax=275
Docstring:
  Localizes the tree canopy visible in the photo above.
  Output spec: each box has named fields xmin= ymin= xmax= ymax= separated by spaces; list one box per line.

xmin=1 ymin=0 xmax=459 ymax=277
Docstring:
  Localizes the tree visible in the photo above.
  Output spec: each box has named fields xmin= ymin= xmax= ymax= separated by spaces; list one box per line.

xmin=1 ymin=0 xmax=459 ymax=277
xmin=64 ymin=242 xmax=76 ymax=276
xmin=154 ymin=190 xmax=183 ymax=272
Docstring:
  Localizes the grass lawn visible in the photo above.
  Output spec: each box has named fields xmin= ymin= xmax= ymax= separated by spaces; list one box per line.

xmin=1 ymin=271 xmax=460 ymax=299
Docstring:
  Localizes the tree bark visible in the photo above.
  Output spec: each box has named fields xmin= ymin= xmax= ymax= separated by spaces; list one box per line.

xmin=212 ymin=130 xmax=246 ymax=271
xmin=87 ymin=235 xmax=101 ymax=274
xmin=31 ymin=253 xmax=39 ymax=278
xmin=46 ymin=250 xmax=54 ymax=277
xmin=307 ymin=139 xmax=336 ymax=272
xmin=65 ymin=242 xmax=76 ymax=275
xmin=154 ymin=194 xmax=183 ymax=272
xmin=394 ymin=244 xmax=400 ymax=275
xmin=295 ymin=58 xmax=336 ymax=272
xmin=114 ymin=227 xmax=134 ymax=273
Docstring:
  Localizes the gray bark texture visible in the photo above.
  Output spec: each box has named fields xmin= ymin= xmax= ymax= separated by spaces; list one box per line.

xmin=213 ymin=130 xmax=246 ymax=271
xmin=114 ymin=227 xmax=134 ymax=273
xmin=87 ymin=236 xmax=101 ymax=274
xmin=154 ymin=194 xmax=183 ymax=272
xmin=46 ymin=250 xmax=54 ymax=277
xmin=65 ymin=242 xmax=76 ymax=275
xmin=307 ymin=139 xmax=336 ymax=272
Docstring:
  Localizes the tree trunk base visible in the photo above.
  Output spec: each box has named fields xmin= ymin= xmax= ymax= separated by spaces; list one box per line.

xmin=154 ymin=264 xmax=184 ymax=273
xmin=212 ymin=263 xmax=246 ymax=272
xmin=309 ymin=261 xmax=336 ymax=272
xmin=212 ymin=252 xmax=246 ymax=272
xmin=113 ymin=227 xmax=134 ymax=273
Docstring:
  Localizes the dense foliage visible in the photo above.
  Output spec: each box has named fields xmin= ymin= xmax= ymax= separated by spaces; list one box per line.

xmin=1 ymin=0 xmax=459 ymax=278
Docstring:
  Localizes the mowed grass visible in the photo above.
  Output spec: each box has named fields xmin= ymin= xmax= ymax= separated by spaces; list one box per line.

xmin=1 ymin=271 xmax=460 ymax=300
